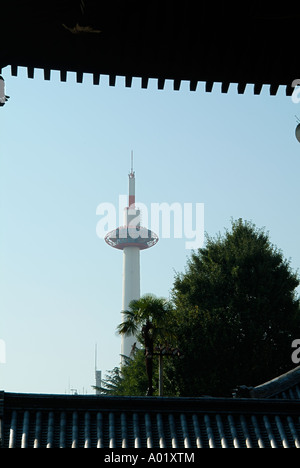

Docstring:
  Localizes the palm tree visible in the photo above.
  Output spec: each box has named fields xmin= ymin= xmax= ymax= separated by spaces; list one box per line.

xmin=117 ymin=294 xmax=174 ymax=396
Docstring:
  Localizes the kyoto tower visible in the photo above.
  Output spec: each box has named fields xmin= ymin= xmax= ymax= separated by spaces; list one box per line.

xmin=105 ymin=155 xmax=158 ymax=359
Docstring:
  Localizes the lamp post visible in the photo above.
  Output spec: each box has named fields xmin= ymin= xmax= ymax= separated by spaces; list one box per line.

xmin=296 ymin=123 xmax=300 ymax=143
xmin=153 ymin=345 xmax=184 ymax=396
xmin=295 ymin=116 xmax=300 ymax=142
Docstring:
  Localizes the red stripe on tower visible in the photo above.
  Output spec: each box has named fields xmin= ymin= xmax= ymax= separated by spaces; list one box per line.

xmin=129 ymin=195 xmax=135 ymax=207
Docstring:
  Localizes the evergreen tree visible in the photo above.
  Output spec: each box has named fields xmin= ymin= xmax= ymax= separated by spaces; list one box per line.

xmin=98 ymin=350 xmax=153 ymax=396
xmin=169 ymin=219 xmax=300 ymax=396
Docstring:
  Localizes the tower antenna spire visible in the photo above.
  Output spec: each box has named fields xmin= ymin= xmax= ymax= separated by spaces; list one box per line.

xmin=94 ymin=343 xmax=97 ymax=372
xmin=131 ymin=150 xmax=134 ymax=175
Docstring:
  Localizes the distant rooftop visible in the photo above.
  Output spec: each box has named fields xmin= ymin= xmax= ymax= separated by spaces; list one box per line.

xmin=238 ymin=365 xmax=300 ymax=400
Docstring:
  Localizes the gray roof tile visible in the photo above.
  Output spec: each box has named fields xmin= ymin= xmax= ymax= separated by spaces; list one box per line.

xmin=1 ymin=392 xmax=300 ymax=448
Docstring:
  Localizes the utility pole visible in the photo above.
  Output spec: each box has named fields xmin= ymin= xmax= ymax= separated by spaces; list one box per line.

xmin=153 ymin=345 xmax=183 ymax=396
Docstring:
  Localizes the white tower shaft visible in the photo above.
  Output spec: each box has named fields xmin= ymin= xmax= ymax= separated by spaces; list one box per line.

xmin=104 ymin=154 xmax=158 ymax=363
xmin=121 ymin=246 xmax=140 ymax=358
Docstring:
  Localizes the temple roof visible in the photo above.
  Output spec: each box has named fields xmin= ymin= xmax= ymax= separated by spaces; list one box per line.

xmin=1 ymin=390 xmax=300 ymax=448
xmin=0 ymin=1 xmax=298 ymax=95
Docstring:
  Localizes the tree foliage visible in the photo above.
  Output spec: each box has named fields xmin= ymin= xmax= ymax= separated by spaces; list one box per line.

xmin=98 ymin=350 xmax=154 ymax=396
xmin=98 ymin=348 xmax=179 ymax=397
xmin=168 ymin=219 xmax=300 ymax=396
xmin=101 ymin=219 xmax=300 ymax=397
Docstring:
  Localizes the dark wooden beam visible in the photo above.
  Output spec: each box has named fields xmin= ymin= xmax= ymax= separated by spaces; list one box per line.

xmin=141 ymin=77 xmax=149 ymax=89
xmin=254 ymin=83 xmax=263 ymax=95
xmin=76 ymin=71 xmax=83 ymax=83
xmin=189 ymin=80 xmax=198 ymax=91
xmin=27 ymin=67 xmax=34 ymax=79
xmin=109 ymin=74 xmax=116 ymax=86
xmin=60 ymin=70 xmax=67 ymax=82
xmin=157 ymin=77 xmax=165 ymax=90
xmin=205 ymin=81 xmax=214 ymax=93
xmin=237 ymin=82 xmax=247 ymax=95
xmin=93 ymin=73 xmax=100 ymax=85
xmin=125 ymin=76 xmax=132 ymax=88
xmin=44 ymin=68 xmax=51 ymax=81
xmin=221 ymin=82 xmax=230 ymax=94
xmin=173 ymin=79 xmax=181 ymax=91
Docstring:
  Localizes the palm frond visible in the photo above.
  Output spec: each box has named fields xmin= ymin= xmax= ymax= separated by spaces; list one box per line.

xmin=117 ymin=294 xmax=176 ymax=345
xmin=117 ymin=309 xmax=138 ymax=336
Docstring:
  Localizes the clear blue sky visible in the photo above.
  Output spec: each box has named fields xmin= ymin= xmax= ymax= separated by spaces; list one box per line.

xmin=1 ymin=67 xmax=300 ymax=394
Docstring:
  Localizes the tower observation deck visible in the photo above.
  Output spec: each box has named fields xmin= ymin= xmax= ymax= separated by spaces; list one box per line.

xmin=105 ymin=158 xmax=158 ymax=359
